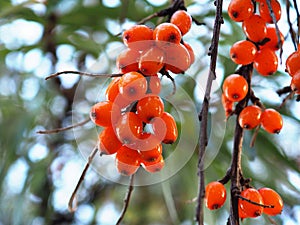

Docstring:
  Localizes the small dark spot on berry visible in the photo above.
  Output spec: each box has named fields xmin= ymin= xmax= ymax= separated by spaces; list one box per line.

xmin=233 ymin=11 xmax=239 ymax=18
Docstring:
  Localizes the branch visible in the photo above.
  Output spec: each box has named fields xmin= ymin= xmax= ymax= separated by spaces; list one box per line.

xmin=68 ymin=146 xmax=98 ymax=212
xmin=237 ymin=195 xmax=274 ymax=208
xmin=195 ymin=0 xmax=223 ymax=224
xmin=37 ymin=118 xmax=90 ymax=134
xmin=116 ymin=174 xmax=135 ymax=225
xmin=45 ymin=71 xmax=123 ymax=80
xmin=286 ymin=0 xmax=298 ymax=50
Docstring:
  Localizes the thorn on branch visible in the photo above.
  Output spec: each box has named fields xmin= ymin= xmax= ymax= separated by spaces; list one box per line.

xmin=237 ymin=195 xmax=274 ymax=209
xmin=45 ymin=71 xmax=123 ymax=80
xmin=276 ymin=86 xmax=292 ymax=96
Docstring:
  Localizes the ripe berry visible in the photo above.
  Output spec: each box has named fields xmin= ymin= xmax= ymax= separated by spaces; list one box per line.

xmin=98 ymin=126 xmax=122 ymax=155
xmin=222 ymin=74 xmax=249 ymax=102
xmin=106 ymin=78 xmax=121 ymax=102
xmin=228 ymin=0 xmax=254 ymax=22
xmin=142 ymin=154 xmax=165 ymax=173
xmin=183 ymin=42 xmax=195 ymax=65
xmin=153 ymin=23 xmax=182 ymax=44
xmin=254 ymin=48 xmax=278 ymax=76
xmin=286 ymin=50 xmax=300 ymax=76
xmin=259 ymin=0 xmax=281 ymax=23
xmin=147 ymin=75 xmax=161 ymax=95
xmin=258 ymin=188 xmax=283 ymax=216
xmin=261 ymin=108 xmax=283 ymax=134
xmin=90 ymin=101 xmax=116 ymax=127
xmin=239 ymin=206 xmax=249 ymax=219
xmin=115 ymin=146 xmax=141 ymax=176
xmin=205 ymin=181 xmax=227 ymax=210
xmin=230 ymin=40 xmax=257 ymax=65
xmin=152 ymin=112 xmax=178 ymax=144
xmin=115 ymin=112 xmax=143 ymax=147
xmin=139 ymin=143 xmax=163 ymax=163
xmin=122 ymin=25 xmax=153 ymax=48
xmin=137 ymin=95 xmax=164 ymax=123
xmin=239 ymin=105 xmax=262 ymax=129
xmin=261 ymin=26 xmax=284 ymax=51
xmin=119 ymin=72 xmax=147 ymax=101
xmin=222 ymin=93 xmax=234 ymax=118
xmin=239 ymin=188 xmax=264 ymax=218
xmin=116 ymin=48 xmax=140 ymax=73
xmin=242 ymin=14 xmax=267 ymax=43
xmin=291 ymin=71 xmax=300 ymax=93
xmin=170 ymin=10 xmax=192 ymax=35
xmin=139 ymin=46 xmax=165 ymax=76
xmin=164 ymin=43 xmax=191 ymax=74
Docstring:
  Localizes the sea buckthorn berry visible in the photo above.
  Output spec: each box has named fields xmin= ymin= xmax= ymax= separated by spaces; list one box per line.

xmin=261 ymin=26 xmax=284 ymax=50
xmin=164 ymin=43 xmax=191 ymax=74
xmin=119 ymin=72 xmax=147 ymax=101
xmin=291 ymin=71 xmax=300 ymax=94
xmin=152 ymin=112 xmax=178 ymax=144
xmin=286 ymin=50 xmax=300 ymax=76
xmin=258 ymin=188 xmax=284 ymax=216
xmin=116 ymin=48 xmax=140 ymax=73
xmin=142 ymin=154 xmax=165 ymax=173
xmin=183 ymin=42 xmax=195 ymax=65
xmin=137 ymin=95 xmax=164 ymax=123
xmin=115 ymin=146 xmax=141 ymax=176
xmin=242 ymin=14 xmax=267 ymax=43
xmin=230 ymin=40 xmax=257 ymax=65
xmin=115 ymin=112 xmax=144 ymax=147
xmin=98 ymin=126 xmax=122 ymax=155
xmin=153 ymin=23 xmax=182 ymax=44
xmin=170 ymin=10 xmax=192 ymax=35
xmin=239 ymin=188 xmax=264 ymax=218
xmin=239 ymin=206 xmax=249 ymax=219
xmin=147 ymin=75 xmax=161 ymax=95
xmin=122 ymin=25 xmax=153 ymax=48
xmin=106 ymin=78 xmax=120 ymax=102
xmin=222 ymin=74 xmax=249 ymax=102
xmin=254 ymin=48 xmax=278 ymax=76
xmin=134 ymin=132 xmax=162 ymax=151
xmin=222 ymin=93 xmax=234 ymax=118
xmin=228 ymin=0 xmax=254 ymax=22
xmin=139 ymin=46 xmax=165 ymax=76
xmin=140 ymin=143 xmax=163 ymax=162
xmin=90 ymin=101 xmax=116 ymax=127
xmin=205 ymin=181 xmax=227 ymax=210
xmin=238 ymin=105 xmax=262 ymax=129
xmin=261 ymin=108 xmax=283 ymax=134
xmin=259 ymin=0 xmax=281 ymax=23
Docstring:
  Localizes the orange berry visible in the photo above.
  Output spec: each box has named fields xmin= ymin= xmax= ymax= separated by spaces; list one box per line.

xmin=115 ymin=112 xmax=144 ymax=147
xmin=122 ymin=25 xmax=153 ymax=48
xmin=230 ymin=40 xmax=257 ymax=65
xmin=147 ymin=75 xmax=161 ymax=95
xmin=153 ymin=22 xmax=182 ymax=44
xmin=222 ymin=74 xmax=249 ymax=102
xmin=239 ymin=105 xmax=262 ymax=129
xmin=291 ymin=70 xmax=300 ymax=93
xmin=258 ymin=188 xmax=283 ymax=216
xmin=106 ymin=78 xmax=120 ymax=102
xmin=228 ymin=0 xmax=254 ymax=22
xmin=239 ymin=188 xmax=264 ymax=218
xmin=139 ymin=143 xmax=163 ymax=162
xmin=239 ymin=206 xmax=249 ymax=219
xmin=119 ymin=72 xmax=147 ymax=101
xmin=142 ymin=153 xmax=165 ymax=173
xmin=261 ymin=108 xmax=283 ymax=134
xmin=164 ymin=43 xmax=191 ymax=74
xmin=116 ymin=48 xmax=140 ymax=73
xmin=151 ymin=112 xmax=178 ymax=144
xmin=286 ymin=50 xmax=300 ymax=76
xmin=205 ymin=181 xmax=227 ymax=210
xmin=222 ymin=93 xmax=234 ymax=118
xmin=139 ymin=46 xmax=165 ymax=76
xmin=183 ymin=42 xmax=195 ymax=65
xmin=98 ymin=126 xmax=122 ymax=155
xmin=170 ymin=10 xmax=192 ymax=35
xmin=134 ymin=132 xmax=162 ymax=151
xmin=254 ymin=48 xmax=278 ymax=76
xmin=90 ymin=101 xmax=118 ymax=127
xmin=115 ymin=146 xmax=141 ymax=176
xmin=259 ymin=0 xmax=281 ymax=23
xmin=137 ymin=95 xmax=164 ymax=123
xmin=242 ymin=14 xmax=267 ymax=43
xmin=261 ymin=26 xmax=284 ymax=50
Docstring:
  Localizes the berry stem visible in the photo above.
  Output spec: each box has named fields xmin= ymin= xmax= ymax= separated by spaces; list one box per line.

xmin=45 ymin=70 xmax=123 ymax=80
xmin=195 ymin=0 xmax=223 ymax=224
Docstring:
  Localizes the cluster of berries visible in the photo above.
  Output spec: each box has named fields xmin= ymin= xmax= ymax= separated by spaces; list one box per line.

xmin=286 ymin=44 xmax=300 ymax=95
xmin=228 ymin=0 xmax=283 ymax=76
xmin=222 ymin=74 xmax=283 ymax=133
xmin=205 ymin=181 xmax=283 ymax=219
xmin=90 ymin=10 xmax=195 ymax=176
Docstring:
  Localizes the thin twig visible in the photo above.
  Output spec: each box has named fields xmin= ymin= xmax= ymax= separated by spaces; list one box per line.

xmin=37 ymin=118 xmax=90 ymax=134
xmin=162 ymin=69 xmax=177 ymax=96
xmin=195 ymin=0 xmax=223 ymax=224
xmin=68 ymin=146 xmax=98 ymax=212
xmin=292 ymin=0 xmax=300 ymax=43
xmin=250 ymin=125 xmax=261 ymax=148
xmin=116 ymin=174 xmax=135 ymax=225
xmin=266 ymin=215 xmax=280 ymax=225
xmin=237 ymin=195 xmax=274 ymax=208
xmin=286 ymin=0 xmax=298 ymax=50
xmin=45 ymin=71 xmax=123 ymax=80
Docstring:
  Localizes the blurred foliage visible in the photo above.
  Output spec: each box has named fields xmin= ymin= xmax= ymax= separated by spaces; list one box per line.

xmin=0 ymin=0 xmax=300 ymax=225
